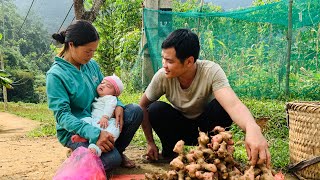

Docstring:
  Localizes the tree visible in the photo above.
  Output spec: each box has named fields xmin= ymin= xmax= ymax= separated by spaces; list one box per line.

xmin=0 ymin=0 xmax=51 ymax=103
xmin=73 ymin=0 xmax=105 ymax=22
xmin=0 ymin=70 xmax=12 ymax=89
xmin=0 ymin=33 xmax=12 ymax=89
xmin=94 ymin=0 xmax=142 ymax=74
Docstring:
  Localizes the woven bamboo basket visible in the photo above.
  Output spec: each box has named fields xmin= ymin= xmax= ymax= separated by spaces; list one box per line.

xmin=286 ymin=102 xmax=320 ymax=179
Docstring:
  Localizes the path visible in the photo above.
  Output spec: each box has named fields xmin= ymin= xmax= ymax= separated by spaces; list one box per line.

xmin=0 ymin=112 xmax=299 ymax=180
xmin=0 ymin=112 xmax=68 ymax=179
xmin=0 ymin=112 xmax=169 ymax=180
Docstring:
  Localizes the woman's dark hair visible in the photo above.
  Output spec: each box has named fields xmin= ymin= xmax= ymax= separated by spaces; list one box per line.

xmin=161 ymin=29 xmax=200 ymax=63
xmin=52 ymin=20 xmax=100 ymax=57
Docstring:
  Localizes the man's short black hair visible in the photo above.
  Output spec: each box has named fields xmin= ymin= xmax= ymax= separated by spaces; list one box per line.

xmin=161 ymin=29 xmax=200 ymax=63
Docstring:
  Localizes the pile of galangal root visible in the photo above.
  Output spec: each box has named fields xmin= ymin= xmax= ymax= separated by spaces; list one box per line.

xmin=145 ymin=126 xmax=284 ymax=180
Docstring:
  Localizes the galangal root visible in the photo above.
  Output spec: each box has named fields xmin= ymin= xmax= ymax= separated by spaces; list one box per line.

xmin=145 ymin=126 xmax=284 ymax=180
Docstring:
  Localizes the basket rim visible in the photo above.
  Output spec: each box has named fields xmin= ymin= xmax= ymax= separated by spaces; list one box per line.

xmin=286 ymin=101 xmax=320 ymax=109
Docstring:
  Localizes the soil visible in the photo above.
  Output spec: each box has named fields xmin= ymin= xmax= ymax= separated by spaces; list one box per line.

xmin=0 ymin=112 xmax=169 ymax=180
xmin=0 ymin=112 xmax=298 ymax=180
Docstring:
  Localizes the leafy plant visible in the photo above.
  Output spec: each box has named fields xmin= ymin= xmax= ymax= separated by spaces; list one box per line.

xmin=0 ymin=70 xmax=13 ymax=89
xmin=0 ymin=0 xmax=52 ymax=103
xmin=94 ymin=0 xmax=143 ymax=75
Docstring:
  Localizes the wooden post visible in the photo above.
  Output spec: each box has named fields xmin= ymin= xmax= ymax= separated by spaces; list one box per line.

xmin=142 ymin=0 xmax=172 ymax=86
xmin=285 ymin=0 xmax=293 ymax=98
xmin=0 ymin=54 xmax=7 ymax=111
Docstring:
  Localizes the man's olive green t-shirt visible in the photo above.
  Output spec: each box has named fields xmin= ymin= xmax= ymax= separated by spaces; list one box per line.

xmin=145 ymin=60 xmax=230 ymax=119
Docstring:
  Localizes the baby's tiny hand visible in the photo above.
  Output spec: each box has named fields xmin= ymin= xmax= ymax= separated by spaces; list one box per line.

xmin=97 ymin=117 xmax=109 ymax=129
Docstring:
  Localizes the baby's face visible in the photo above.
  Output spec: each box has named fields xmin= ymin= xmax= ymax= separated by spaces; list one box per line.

xmin=97 ymin=80 xmax=116 ymax=97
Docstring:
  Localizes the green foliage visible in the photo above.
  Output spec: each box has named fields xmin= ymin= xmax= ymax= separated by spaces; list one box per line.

xmin=5 ymin=70 xmax=39 ymax=103
xmin=143 ymin=0 xmax=320 ymax=100
xmin=0 ymin=0 xmax=52 ymax=103
xmin=0 ymin=33 xmax=2 ymax=40
xmin=0 ymin=70 xmax=13 ymax=88
xmin=34 ymin=74 xmax=47 ymax=103
xmin=94 ymin=0 xmax=143 ymax=75
xmin=230 ymin=98 xmax=289 ymax=169
xmin=174 ymin=0 xmax=222 ymax=12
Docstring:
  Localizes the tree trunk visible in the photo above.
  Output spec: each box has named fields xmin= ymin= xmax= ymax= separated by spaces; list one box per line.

xmin=73 ymin=0 xmax=105 ymax=22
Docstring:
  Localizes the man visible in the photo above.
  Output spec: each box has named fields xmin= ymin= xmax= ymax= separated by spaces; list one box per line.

xmin=139 ymin=29 xmax=270 ymax=167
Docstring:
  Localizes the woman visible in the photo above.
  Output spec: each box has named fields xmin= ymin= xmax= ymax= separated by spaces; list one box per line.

xmin=46 ymin=20 xmax=143 ymax=170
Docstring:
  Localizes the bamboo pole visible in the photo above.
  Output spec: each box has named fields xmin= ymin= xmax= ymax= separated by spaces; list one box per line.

xmin=285 ymin=0 xmax=293 ymax=98
xmin=197 ymin=0 xmax=204 ymax=35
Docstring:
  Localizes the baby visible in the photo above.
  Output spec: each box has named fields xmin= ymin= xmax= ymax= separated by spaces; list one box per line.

xmin=71 ymin=75 xmax=124 ymax=156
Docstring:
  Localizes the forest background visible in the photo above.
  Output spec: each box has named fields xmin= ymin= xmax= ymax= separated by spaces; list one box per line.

xmin=1 ymin=0 xmax=319 ymax=103
xmin=0 ymin=0 xmax=319 ymax=171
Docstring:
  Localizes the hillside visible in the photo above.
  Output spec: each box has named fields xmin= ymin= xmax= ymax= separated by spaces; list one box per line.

xmin=14 ymin=0 xmax=75 ymax=35
xmin=13 ymin=0 xmax=252 ymax=35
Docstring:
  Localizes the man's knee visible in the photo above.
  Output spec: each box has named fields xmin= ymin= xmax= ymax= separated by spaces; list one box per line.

xmin=148 ymin=101 xmax=171 ymax=124
xmin=148 ymin=101 xmax=170 ymax=113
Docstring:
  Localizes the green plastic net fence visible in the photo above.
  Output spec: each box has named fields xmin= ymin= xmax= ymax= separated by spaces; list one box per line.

xmin=142 ymin=0 xmax=320 ymax=100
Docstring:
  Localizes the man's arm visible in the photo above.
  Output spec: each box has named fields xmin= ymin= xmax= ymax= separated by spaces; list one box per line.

xmin=139 ymin=93 xmax=159 ymax=160
xmin=214 ymin=87 xmax=271 ymax=167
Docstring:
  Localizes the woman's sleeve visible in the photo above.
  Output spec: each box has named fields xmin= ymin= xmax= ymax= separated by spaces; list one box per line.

xmin=46 ymin=73 xmax=100 ymax=144
xmin=116 ymin=98 xmax=125 ymax=108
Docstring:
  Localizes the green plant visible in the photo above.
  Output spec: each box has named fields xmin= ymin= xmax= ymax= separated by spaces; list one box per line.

xmin=0 ymin=70 xmax=13 ymax=89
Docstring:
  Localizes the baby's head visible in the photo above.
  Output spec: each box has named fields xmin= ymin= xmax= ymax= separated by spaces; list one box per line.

xmin=96 ymin=75 xmax=124 ymax=97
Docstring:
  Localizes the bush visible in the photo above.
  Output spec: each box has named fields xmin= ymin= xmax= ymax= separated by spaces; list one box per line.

xmin=6 ymin=70 xmax=39 ymax=103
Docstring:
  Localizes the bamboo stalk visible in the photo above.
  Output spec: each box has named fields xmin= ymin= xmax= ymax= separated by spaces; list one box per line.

xmin=197 ymin=0 xmax=204 ymax=35
xmin=285 ymin=0 xmax=293 ymax=98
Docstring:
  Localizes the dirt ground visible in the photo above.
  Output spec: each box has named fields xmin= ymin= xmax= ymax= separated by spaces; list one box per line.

xmin=0 ymin=112 xmax=298 ymax=180
xmin=0 ymin=112 xmax=169 ymax=180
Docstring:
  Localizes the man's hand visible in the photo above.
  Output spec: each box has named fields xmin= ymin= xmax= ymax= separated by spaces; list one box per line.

xmin=146 ymin=142 xmax=159 ymax=161
xmin=97 ymin=115 xmax=109 ymax=128
xmin=96 ymin=131 xmax=115 ymax=152
xmin=214 ymin=87 xmax=271 ymax=168
xmin=245 ymin=127 xmax=271 ymax=168
xmin=114 ymin=106 xmax=124 ymax=132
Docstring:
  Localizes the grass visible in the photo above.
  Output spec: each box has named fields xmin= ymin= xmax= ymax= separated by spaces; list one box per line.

xmin=0 ymin=93 xmax=290 ymax=170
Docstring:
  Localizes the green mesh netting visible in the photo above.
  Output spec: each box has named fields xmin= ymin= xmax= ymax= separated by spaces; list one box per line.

xmin=142 ymin=0 xmax=320 ymax=100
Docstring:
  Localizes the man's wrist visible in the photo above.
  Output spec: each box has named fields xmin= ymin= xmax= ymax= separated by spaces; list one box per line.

xmin=245 ymin=123 xmax=261 ymax=134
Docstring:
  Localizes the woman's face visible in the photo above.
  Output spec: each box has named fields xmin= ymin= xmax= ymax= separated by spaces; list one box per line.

xmin=69 ymin=40 xmax=99 ymax=67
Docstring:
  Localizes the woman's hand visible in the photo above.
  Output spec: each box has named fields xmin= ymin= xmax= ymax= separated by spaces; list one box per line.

xmin=114 ymin=106 xmax=124 ymax=132
xmin=96 ymin=131 xmax=115 ymax=152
